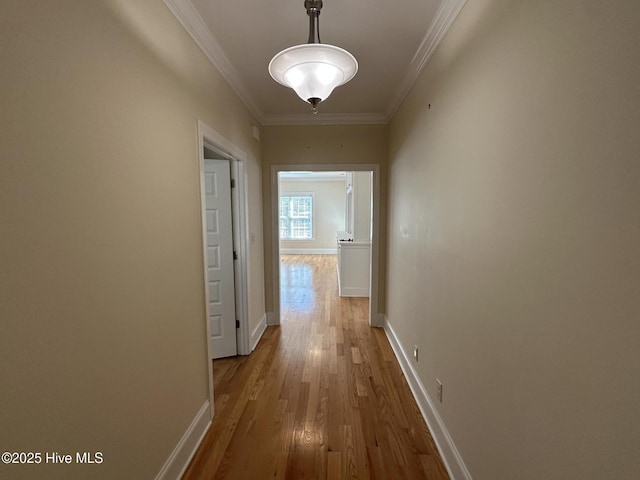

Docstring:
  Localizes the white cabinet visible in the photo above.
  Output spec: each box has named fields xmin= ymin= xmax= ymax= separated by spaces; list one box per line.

xmin=338 ymin=171 xmax=371 ymax=297
xmin=337 ymin=240 xmax=370 ymax=297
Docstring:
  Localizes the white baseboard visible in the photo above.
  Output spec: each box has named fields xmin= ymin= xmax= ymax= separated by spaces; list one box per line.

xmin=251 ymin=314 xmax=267 ymax=351
xmin=339 ymin=286 xmax=369 ymax=297
xmin=383 ymin=317 xmax=473 ymax=480
xmin=155 ymin=400 xmax=211 ymax=480
xmin=280 ymin=248 xmax=337 ymax=255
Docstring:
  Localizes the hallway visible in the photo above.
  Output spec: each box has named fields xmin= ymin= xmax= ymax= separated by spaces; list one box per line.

xmin=182 ymin=255 xmax=448 ymax=479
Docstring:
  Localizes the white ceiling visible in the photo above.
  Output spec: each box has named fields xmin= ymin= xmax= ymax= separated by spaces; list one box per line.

xmin=164 ymin=0 xmax=466 ymax=125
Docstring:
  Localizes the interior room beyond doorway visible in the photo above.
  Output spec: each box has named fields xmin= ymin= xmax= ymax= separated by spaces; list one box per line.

xmin=278 ymin=170 xmax=373 ymax=312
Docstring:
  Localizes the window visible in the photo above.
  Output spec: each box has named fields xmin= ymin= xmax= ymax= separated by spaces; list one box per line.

xmin=279 ymin=193 xmax=313 ymax=240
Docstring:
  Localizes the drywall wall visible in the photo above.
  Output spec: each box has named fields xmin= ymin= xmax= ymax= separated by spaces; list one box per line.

xmin=351 ymin=171 xmax=372 ymax=242
xmin=279 ymin=179 xmax=346 ymax=252
xmin=387 ymin=0 xmax=640 ymax=479
xmin=0 ymin=1 xmax=264 ymax=479
xmin=261 ymin=124 xmax=389 ymax=319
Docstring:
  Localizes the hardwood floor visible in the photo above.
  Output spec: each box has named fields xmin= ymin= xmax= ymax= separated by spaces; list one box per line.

xmin=182 ymin=254 xmax=448 ymax=480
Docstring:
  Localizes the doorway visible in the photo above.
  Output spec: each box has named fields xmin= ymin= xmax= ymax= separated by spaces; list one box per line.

xmin=270 ymin=164 xmax=381 ymax=327
xmin=197 ymin=121 xmax=250 ymax=416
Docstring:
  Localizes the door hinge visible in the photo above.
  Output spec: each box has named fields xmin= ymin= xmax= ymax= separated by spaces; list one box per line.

xmin=233 ymin=251 xmax=238 ymax=260
xmin=230 ymin=178 xmax=235 ymax=189
xmin=236 ymin=320 xmax=240 ymax=329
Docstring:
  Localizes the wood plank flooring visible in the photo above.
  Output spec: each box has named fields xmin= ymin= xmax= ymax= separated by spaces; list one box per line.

xmin=182 ymin=254 xmax=449 ymax=480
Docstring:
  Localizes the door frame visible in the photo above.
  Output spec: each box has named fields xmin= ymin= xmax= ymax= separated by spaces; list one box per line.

xmin=197 ymin=120 xmax=250 ymax=417
xmin=270 ymin=164 xmax=382 ymax=327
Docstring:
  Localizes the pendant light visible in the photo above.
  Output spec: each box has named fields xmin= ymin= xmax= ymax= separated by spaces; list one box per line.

xmin=268 ymin=0 xmax=358 ymax=114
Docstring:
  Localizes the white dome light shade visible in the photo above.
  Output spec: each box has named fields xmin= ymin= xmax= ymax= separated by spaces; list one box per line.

xmin=269 ymin=43 xmax=358 ymax=104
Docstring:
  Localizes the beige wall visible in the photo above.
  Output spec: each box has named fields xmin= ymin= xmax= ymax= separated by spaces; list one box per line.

xmin=0 ymin=1 xmax=263 ymax=479
xmin=261 ymin=124 xmax=388 ymax=316
xmin=387 ymin=0 xmax=640 ymax=479
xmin=279 ymin=179 xmax=346 ymax=251
xmin=351 ymin=171 xmax=373 ymax=242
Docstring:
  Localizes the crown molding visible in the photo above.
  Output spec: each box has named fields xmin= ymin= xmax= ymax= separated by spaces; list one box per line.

xmin=261 ymin=112 xmax=388 ymax=126
xmin=163 ymin=0 xmax=264 ymax=122
xmin=385 ymin=0 xmax=467 ymax=121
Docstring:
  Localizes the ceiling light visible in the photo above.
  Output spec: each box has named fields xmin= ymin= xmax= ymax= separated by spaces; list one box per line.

xmin=268 ymin=0 xmax=358 ymax=114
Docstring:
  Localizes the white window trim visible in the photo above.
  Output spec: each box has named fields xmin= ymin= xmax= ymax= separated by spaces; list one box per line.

xmin=279 ymin=192 xmax=315 ymax=241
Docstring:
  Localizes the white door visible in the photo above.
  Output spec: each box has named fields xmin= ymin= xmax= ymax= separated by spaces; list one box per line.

xmin=204 ymin=159 xmax=237 ymax=358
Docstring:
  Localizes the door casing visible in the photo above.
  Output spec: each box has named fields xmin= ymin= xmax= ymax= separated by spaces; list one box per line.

xmin=270 ymin=164 xmax=382 ymax=328
xmin=197 ymin=120 xmax=250 ymax=419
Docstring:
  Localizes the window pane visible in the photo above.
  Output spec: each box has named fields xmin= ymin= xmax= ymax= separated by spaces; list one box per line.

xmin=280 ymin=217 xmax=290 ymax=238
xmin=291 ymin=197 xmax=310 ymax=218
xmin=279 ymin=196 xmax=289 ymax=217
xmin=279 ymin=194 xmax=312 ymax=240
xmin=291 ymin=219 xmax=311 ymax=239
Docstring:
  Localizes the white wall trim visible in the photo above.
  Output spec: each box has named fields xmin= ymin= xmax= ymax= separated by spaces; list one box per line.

xmin=164 ymin=0 xmax=466 ymax=126
xmin=198 ymin=121 xmax=251 ymax=358
xmin=386 ymin=0 xmax=467 ymax=120
xmin=338 ymin=286 xmax=370 ymax=297
xmin=163 ymin=0 xmax=263 ymax=122
xmin=230 ymin=158 xmax=251 ymax=358
xmin=251 ymin=314 xmax=267 ymax=352
xmin=271 ymin=164 xmax=381 ymax=328
xmin=280 ymin=248 xmax=337 ymax=255
xmin=197 ymin=120 xmax=251 ymax=420
xmin=155 ymin=400 xmax=211 ymax=480
xmin=383 ymin=317 xmax=473 ymax=480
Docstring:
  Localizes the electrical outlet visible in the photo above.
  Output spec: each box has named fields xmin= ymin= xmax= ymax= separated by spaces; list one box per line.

xmin=413 ymin=345 xmax=419 ymax=362
xmin=436 ymin=378 xmax=443 ymax=403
